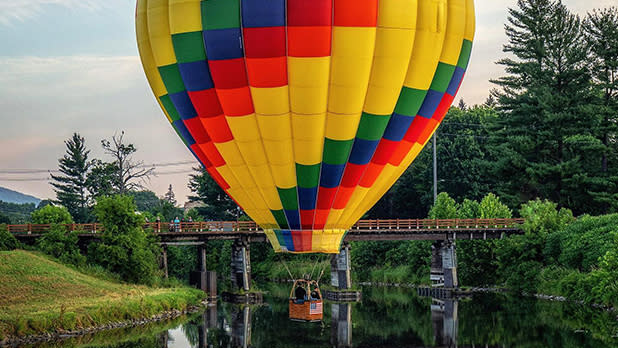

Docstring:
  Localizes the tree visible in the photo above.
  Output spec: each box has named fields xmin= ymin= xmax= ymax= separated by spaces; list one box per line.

xmin=31 ymin=205 xmax=73 ymax=225
xmin=582 ymin=7 xmax=618 ymax=213
xmin=164 ymin=184 xmax=177 ymax=206
xmin=130 ymin=190 xmax=160 ymax=212
xmin=86 ymin=159 xmax=120 ymax=199
xmin=50 ymin=133 xmax=92 ymax=222
xmin=188 ymin=167 xmax=240 ymax=220
xmin=488 ymin=0 xmax=606 ymax=214
xmin=88 ymin=195 xmax=160 ymax=284
xmin=428 ymin=192 xmax=458 ymax=219
xmin=100 ymin=131 xmax=154 ymax=194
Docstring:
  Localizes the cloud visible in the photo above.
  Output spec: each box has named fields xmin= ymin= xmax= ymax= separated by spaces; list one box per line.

xmin=0 ymin=55 xmax=195 ymax=201
xmin=0 ymin=0 xmax=107 ymax=26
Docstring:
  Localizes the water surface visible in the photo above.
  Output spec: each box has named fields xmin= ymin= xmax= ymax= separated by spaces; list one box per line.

xmin=23 ymin=284 xmax=618 ymax=348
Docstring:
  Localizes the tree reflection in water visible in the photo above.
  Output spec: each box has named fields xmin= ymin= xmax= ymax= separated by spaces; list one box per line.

xmin=29 ymin=284 xmax=617 ymax=348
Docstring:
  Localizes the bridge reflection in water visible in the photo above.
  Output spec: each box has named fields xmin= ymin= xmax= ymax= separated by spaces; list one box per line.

xmin=162 ymin=296 xmax=504 ymax=348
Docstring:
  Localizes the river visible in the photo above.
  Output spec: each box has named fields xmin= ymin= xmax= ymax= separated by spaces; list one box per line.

xmin=21 ymin=284 xmax=618 ymax=348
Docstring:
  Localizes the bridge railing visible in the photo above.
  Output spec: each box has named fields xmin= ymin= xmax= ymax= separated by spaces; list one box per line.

xmin=6 ymin=218 xmax=525 ymax=235
xmin=351 ymin=218 xmax=525 ymax=231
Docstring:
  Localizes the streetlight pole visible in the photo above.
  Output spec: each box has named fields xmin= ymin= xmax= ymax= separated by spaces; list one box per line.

xmin=433 ymin=132 xmax=437 ymax=205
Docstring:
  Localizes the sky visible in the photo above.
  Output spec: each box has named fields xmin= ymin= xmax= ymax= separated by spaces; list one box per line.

xmin=0 ymin=0 xmax=614 ymax=205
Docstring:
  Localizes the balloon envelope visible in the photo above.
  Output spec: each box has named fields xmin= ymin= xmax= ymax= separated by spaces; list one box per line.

xmin=136 ymin=0 xmax=475 ymax=253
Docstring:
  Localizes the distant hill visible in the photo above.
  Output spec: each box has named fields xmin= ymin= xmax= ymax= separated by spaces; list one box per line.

xmin=0 ymin=186 xmax=41 ymax=205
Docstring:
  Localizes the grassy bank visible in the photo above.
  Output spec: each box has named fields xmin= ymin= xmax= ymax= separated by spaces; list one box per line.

xmin=0 ymin=250 xmax=205 ymax=339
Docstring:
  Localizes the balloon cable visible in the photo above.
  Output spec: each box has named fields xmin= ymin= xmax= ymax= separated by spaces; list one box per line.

xmin=281 ymin=259 xmax=295 ymax=281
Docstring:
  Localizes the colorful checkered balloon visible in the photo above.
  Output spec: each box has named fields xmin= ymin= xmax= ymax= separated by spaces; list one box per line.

xmin=136 ymin=0 xmax=475 ymax=253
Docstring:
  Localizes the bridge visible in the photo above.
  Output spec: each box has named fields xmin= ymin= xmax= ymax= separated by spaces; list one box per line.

xmin=7 ymin=218 xmax=524 ymax=294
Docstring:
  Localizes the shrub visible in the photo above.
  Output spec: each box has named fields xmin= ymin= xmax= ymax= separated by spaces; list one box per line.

xmin=0 ymin=224 xmax=19 ymax=251
xmin=36 ymin=224 xmax=86 ymax=266
xmin=88 ymin=195 xmax=161 ymax=285
xmin=519 ymin=199 xmax=573 ymax=235
xmin=31 ymin=205 xmax=74 ymax=225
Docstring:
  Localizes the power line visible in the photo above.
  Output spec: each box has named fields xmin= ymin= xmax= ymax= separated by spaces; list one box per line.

xmin=0 ymin=160 xmax=197 ymax=175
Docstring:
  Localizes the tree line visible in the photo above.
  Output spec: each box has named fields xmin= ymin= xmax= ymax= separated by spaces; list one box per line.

xmin=369 ymin=1 xmax=618 ymax=218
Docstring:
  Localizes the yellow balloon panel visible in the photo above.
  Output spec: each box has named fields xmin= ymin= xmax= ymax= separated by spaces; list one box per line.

xmin=136 ymin=0 xmax=475 ymax=253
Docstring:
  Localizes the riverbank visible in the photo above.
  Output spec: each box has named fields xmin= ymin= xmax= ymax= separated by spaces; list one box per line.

xmin=0 ymin=250 xmax=206 ymax=343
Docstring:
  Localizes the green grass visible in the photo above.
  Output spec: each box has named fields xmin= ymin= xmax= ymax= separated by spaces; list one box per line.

xmin=0 ymin=250 xmax=205 ymax=339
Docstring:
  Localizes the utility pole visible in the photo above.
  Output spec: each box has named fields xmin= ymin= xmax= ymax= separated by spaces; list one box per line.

xmin=433 ymin=133 xmax=437 ymax=205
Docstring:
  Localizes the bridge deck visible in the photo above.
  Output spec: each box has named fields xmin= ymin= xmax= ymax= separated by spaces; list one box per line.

xmin=9 ymin=219 xmax=524 ymax=244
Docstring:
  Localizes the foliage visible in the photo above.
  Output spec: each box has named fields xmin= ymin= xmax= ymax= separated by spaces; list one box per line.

xmin=166 ymin=245 xmax=197 ymax=283
xmin=0 ymin=212 xmax=10 ymax=224
xmin=163 ymin=184 xmax=177 ymax=206
xmin=545 ymin=214 xmax=618 ymax=271
xmin=486 ymin=0 xmax=618 ymax=214
xmin=0 ymin=201 xmax=36 ymax=224
xmin=519 ymin=199 xmax=574 ymax=235
xmin=36 ymin=224 xmax=86 ymax=266
xmin=185 ymin=208 xmax=202 ymax=221
xmin=86 ymin=159 xmax=120 ymax=199
xmin=479 ymin=193 xmax=512 ymax=219
xmin=0 ymin=224 xmax=19 ymax=251
xmin=457 ymin=193 xmax=511 ymax=285
xmin=31 ymin=205 xmax=73 ymax=225
xmin=130 ymin=190 xmax=160 ymax=212
xmin=188 ymin=167 xmax=241 ymax=220
xmin=428 ymin=192 xmax=458 ymax=219
xmin=50 ymin=133 xmax=92 ymax=223
xmin=88 ymin=195 xmax=161 ymax=285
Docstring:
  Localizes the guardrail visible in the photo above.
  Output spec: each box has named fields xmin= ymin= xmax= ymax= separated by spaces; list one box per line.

xmin=6 ymin=218 xmax=525 ymax=235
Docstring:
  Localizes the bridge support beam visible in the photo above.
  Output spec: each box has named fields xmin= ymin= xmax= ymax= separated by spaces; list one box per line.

xmin=231 ymin=238 xmax=251 ymax=292
xmin=191 ymin=243 xmax=217 ymax=298
xmin=331 ymin=242 xmax=352 ymax=290
xmin=431 ymin=240 xmax=458 ymax=288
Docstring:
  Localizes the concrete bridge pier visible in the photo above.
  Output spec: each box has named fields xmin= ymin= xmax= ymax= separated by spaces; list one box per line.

xmin=431 ymin=298 xmax=458 ymax=347
xmin=431 ymin=240 xmax=458 ymax=288
xmin=231 ymin=305 xmax=252 ymax=348
xmin=231 ymin=238 xmax=251 ymax=292
xmin=197 ymin=304 xmax=218 ymax=348
xmin=190 ymin=243 xmax=217 ymax=298
xmin=331 ymin=303 xmax=353 ymax=348
xmin=331 ymin=242 xmax=352 ymax=290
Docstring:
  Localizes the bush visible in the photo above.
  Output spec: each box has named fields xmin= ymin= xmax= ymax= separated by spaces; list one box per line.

xmin=88 ymin=195 xmax=161 ymax=285
xmin=557 ymin=214 xmax=618 ymax=271
xmin=31 ymin=205 xmax=74 ymax=225
xmin=36 ymin=224 xmax=86 ymax=266
xmin=519 ymin=199 xmax=573 ymax=235
xmin=0 ymin=224 xmax=19 ymax=251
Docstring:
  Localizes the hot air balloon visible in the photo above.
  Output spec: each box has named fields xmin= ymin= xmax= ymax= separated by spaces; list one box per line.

xmin=136 ymin=0 xmax=475 ymax=254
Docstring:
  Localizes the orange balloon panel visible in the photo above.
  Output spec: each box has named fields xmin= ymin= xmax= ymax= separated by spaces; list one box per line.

xmin=136 ymin=0 xmax=476 ymax=253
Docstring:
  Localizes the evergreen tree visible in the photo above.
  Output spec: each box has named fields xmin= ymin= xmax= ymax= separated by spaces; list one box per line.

xmin=582 ymin=7 xmax=618 ymax=213
xmin=488 ymin=0 xmax=597 ymax=213
xmin=164 ymin=184 xmax=177 ymax=206
xmin=188 ymin=167 xmax=239 ymax=220
xmin=50 ymin=133 xmax=92 ymax=222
